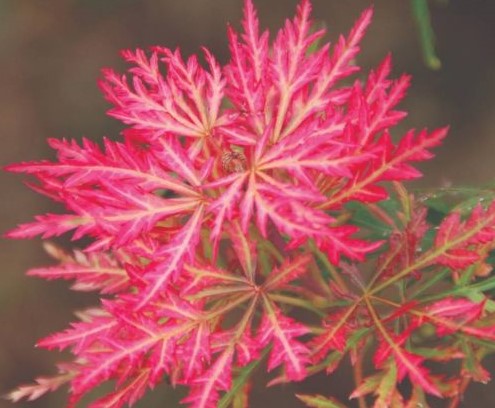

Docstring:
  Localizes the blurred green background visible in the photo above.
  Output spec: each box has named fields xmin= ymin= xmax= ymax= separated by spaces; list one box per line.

xmin=1 ymin=0 xmax=494 ymax=407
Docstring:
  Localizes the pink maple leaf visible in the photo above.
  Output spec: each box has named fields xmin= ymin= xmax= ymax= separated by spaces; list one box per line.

xmin=6 ymin=1 xmax=459 ymax=407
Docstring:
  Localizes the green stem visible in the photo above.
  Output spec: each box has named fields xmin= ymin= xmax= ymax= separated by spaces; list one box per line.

xmin=411 ymin=0 xmax=442 ymax=69
xmin=268 ymin=293 xmax=327 ymax=318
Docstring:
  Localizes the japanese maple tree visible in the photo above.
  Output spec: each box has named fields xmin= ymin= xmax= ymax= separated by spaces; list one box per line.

xmin=6 ymin=1 xmax=495 ymax=407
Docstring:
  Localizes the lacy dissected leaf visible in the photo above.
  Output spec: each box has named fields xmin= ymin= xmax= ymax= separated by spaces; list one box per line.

xmin=182 ymin=348 xmax=234 ymax=408
xmin=374 ymin=335 xmax=441 ymax=397
xmin=65 ymin=304 xmax=209 ymax=404
xmin=6 ymin=365 xmax=76 ymax=404
xmin=257 ymin=299 xmax=310 ymax=381
xmin=88 ymin=368 xmax=151 ymax=408
xmin=37 ymin=309 xmax=117 ymax=353
xmin=350 ymin=362 xmax=405 ymax=408
xmin=28 ymin=243 xmax=130 ymax=293
xmin=416 ymin=297 xmax=495 ymax=340
xmin=432 ymin=202 xmax=495 ymax=269
xmin=100 ymin=47 xmax=229 ymax=143
xmin=296 ymin=393 xmax=347 ymax=408
xmin=321 ymin=127 xmax=447 ymax=208
xmin=226 ymin=221 xmax=258 ymax=280
xmin=309 ymin=306 xmax=361 ymax=364
xmin=263 ymin=254 xmax=311 ymax=291
xmin=6 ymin=137 xmax=196 ymax=196
xmin=135 ymin=204 xmax=205 ymax=309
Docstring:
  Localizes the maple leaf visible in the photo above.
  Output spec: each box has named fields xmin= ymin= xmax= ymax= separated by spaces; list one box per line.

xmin=432 ymin=203 xmax=495 ymax=269
xmin=257 ymin=302 xmax=310 ymax=381
xmin=27 ymin=242 xmax=130 ymax=293
xmin=209 ymin=1 xmax=380 ymax=264
xmin=9 ymin=1 xmax=495 ymax=407
xmin=6 ymin=364 xmax=75 ymax=404
xmin=100 ymin=46 xmax=229 ymax=144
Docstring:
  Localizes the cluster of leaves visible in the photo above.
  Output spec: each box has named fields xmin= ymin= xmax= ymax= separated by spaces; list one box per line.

xmin=6 ymin=1 xmax=495 ymax=407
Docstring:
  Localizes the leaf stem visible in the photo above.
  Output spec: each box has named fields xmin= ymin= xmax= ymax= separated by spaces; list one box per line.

xmin=309 ymin=240 xmax=349 ymax=292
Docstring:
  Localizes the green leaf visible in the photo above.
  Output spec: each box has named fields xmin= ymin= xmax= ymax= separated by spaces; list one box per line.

xmin=296 ymin=393 xmax=347 ymax=408
xmin=345 ymin=327 xmax=370 ymax=350
xmin=375 ymin=362 xmax=398 ymax=405
xmin=345 ymin=201 xmax=396 ymax=239
xmin=413 ymin=345 xmax=462 ymax=360
xmin=305 ymin=351 xmax=344 ymax=377
xmin=421 ymin=275 xmax=495 ymax=303
xmin=460 ymin=339 xmax=491 ymax=383
xmin=419 ymin=187 xmax=495 ymax=217
xmin=218 ymin=348 xmax=269 ymax=408
xmin=349 ymin=372 xmax=381 ymax=399
xmin=484 ymin=299 xmax=495 ymax=313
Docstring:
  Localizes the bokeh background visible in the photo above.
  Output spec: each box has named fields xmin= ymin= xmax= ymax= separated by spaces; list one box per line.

xmin=1 ymin=0 xmax=494 ymax=407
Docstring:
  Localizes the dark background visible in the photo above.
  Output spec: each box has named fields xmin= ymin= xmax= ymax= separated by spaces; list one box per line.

xmin=1 ymin=0 xmax=494 ymax=407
